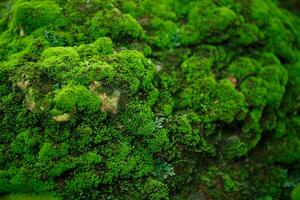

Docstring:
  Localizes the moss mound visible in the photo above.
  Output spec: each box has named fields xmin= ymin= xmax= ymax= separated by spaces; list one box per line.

xmin=0 ymin=0 xmax=300 ymax=199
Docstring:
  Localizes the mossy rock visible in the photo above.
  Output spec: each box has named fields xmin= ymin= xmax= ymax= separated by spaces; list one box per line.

xmin=0 ymin=0 xmax=300 ymax=199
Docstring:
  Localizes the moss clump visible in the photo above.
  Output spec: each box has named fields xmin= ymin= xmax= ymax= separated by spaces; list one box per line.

xmin=76 ymin=37 xmax=113 ymax=57
xmin=12 ymin=1 xmax=63 ymax=35
xmin=142 ymin=178 xmax=169 ymax=200
xmin=90 ymin=8 xmax=144 ymax=40
xmin=40 ymin=47 xmax=80 ymax=81
xmin=54 ymin=85 xmax=101 ymax=113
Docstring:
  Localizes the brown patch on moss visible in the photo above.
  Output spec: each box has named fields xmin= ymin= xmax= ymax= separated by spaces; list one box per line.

xmin=89 ymin=81 xmax=102 ymax=92
xmin=40 ymin=83 xmax=53 ymax=93
xmin=17 ymin=79 xmax=30 ymax=90
xmin=20 ymin=26 xmax=26 ymax=37
xmin=228 ymin=75 xmax=237 ymax=87
xmin=116 ymin=122 xmax=124 ymax=130
xmin=26 ymin=99 xmax=36 ymax=112
xmin=99 ymin=91 xmax=120 ymax=114
xmin=53 ymin=113 xmax=70 ymax=122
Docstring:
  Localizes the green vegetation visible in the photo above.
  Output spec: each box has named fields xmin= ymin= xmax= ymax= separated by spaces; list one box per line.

xmin=0 ymin=194 xmax=60 ymax=200
xmin=0 ymin=0 xmax=300 ymax=199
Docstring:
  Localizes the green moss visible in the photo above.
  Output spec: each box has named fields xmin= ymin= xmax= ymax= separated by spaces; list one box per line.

xmin=40 ymin=47 xmax=80 ymax=82
xmin=265 ymin=135 xmax=300 ymax=164
xmin=169 ymin=114 xmax=200 ymax=147
xmin=90 ymin=8 xmax=144 ymax=40
xmin=76 ymin=37 xmax=113 ymax=58
xmin=250 ymin=0 xmax=271 ymax=26
xmin=38 ymin=142 xmax=68 ymax=161
xmin=73 ymin=61 xmax=116 ymax=87
xmin=233 ymin=23 xmax=264 ymax=46
xmin=79 ymin=151 xmax=102 ymax=165
xmin=71 ymin=49 xmax=153 ymax=96
xmin=208 ymin=79 xmax=247 ymax=123
xmin=12 ymin=1 xmax=63 ymax=35
xmin=261 ymin=62 xmax=288 ymax=108
xmin=0 ymin=0 xmax=300 ymax=199
xmin=10 ymin=130 xmax=40 ymax=155
xmin=108 ymin=50 xmax=156 ymax=94
xmin=292 ymin=184 xmax=300 ymax=200
xmin=149 ymin=18 xmax=180 ymax=49
xmin=63 ymin=171 xmax=101 ymax=199
xmin=228 ymin=57 xmax=259 ymax=79
xmin=182 ymin=2 xmax=237 ymax=44
xmin=54 ymin=85 xmax=101 ymax=113
xmin=220 ymin=135 xmax=248 ymax=160
xmin=0 ymin=194 xmax=60 ymax=200
xmin=179 ymin=55 xmax=247 ymax=123
xmin=197 ymin=167 xmax=240 ymax=198
xmin=142 ymin=178 xmax=169 ymax=200
xmin=119 ymin=101 xmax=155 ymax=137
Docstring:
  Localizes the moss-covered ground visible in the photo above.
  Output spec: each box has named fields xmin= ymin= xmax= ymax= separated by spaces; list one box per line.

xmin=0 ymin=0 xmax=300 ymax=199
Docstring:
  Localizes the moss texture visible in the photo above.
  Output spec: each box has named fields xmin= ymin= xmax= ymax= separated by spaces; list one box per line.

xmin=0 ymin=0 xmax=300 ymax=199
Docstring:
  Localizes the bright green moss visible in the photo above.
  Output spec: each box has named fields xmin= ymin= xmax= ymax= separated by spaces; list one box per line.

xmin=41 ymin=47 xmax=80 ymax=65
xmin=264 ymin=18 xmax=295 ymax=61
xmin=233 ymin=23 xmax=264 ymax=46
xmin=90 ymin=8 xmax=144 ymax=40
xmin=40 ymin=47 xmax=80 ymax=82
xmin=119 ymin=101 xmax=155 ymax=137
xmin=149 ymin=18 xmax=180 ymax=49
xmin=73 ymin=61 xmax=116 ymax=88
xmin=250 ymin=0 xmax=271 ymax=26
xmin=79 ymin=151 xmax=102 ymax=165
xmin=38 ymin=142 xmax=68 ymax=161
xmin=63 ymin=171 xmax=101 ymax=199
xmin=261 ymin=63 xmax=288 ymax=108
xmin=108 ymin=50 xmax=156 ymax=93
xmin=182 ymin=2 xmax=237 ymax=44
xmin=181 ymin=56 xmax=213 ymax=81
xmin=207 ymin=79 xmax=247 ymax=123
xmin=212 ymin=7 xmax=237 ymax=30
xmin=155 ymin=91 xmax=175 ymax=116
xmin=179 ymin=55 xmax=247 ymax=123
xmin=12 ymin=1 xmax=63 ymax=35
xmin=32 ymin=28 xmax=75 ymax=47
xmin=169 ymin=114 xmax=200 ymax=147
xmin=10 ymin=130 xmax=39 ymax=155
xmin=179 ymin=76 xmax=213 ymax=110
xmin=76 ymin=37 xmax=113 ymax=58
xmin=106 ymin=142 xmax=156 ymax=182
xmin=240 ymin=77 xmax=268 ymax=108
xmin=146 ymin=128 xmax=170 ymax=153
xmin=228 ymin=57 xmax=260 ymax=79
xmin=54 ymin=85 xmax=101 ymax=113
